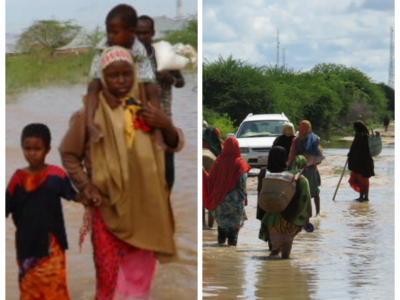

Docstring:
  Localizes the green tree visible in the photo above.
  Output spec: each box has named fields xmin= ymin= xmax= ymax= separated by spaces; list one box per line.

xmin=203 ymin=56 xmax=275 ymax=126
xmin=17 ymin=19 xmax=81 ymax=56
xmin=376 ymin=82 xmax=395 ymax=115
xmin=85 ymin=26 xmax=105 ymax=49
xmin=203 ymin=107 xmax=237 ymax=139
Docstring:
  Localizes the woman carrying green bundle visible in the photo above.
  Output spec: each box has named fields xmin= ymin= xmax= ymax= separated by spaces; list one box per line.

xmin=259 ymin=152 xmax=312 ymax=259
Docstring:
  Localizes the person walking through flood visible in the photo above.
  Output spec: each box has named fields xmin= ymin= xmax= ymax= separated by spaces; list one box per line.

xmin=6 ymin=124 xmax=79 ymax=300
xmin=258 ymin=149 xmax=311 ymax=259
xmin=202 ymin=126 xmax=224 ymax=228
xmin=272 ymin=122 xmax=295 ymax=161
xmin=136 ymin=14 xmax=185 ymax=192
xmin=59 ymin=46 xmax=184 ymax=300
xmin=203 ymin=137 xmax=251 ymax=246
xmin=288 ymin=120 xmax=322 ymax=216
xmin=383 ymin=115 xmax=390 ymax=132
xmin=347 ymin=121 xmax=375 ymax=201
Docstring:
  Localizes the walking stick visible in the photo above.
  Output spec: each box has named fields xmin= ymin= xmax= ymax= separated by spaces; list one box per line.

xmin=333 ymin=158 xmax=348 ymax=201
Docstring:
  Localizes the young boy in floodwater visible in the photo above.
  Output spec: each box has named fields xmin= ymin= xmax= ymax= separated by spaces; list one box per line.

xmin=87 ymin=4 xmax=160 ymax=140
xmin=6 ymin=123 xmax=78 ymax=300
xmin=136 ymin=15 xmax=185 ymax=190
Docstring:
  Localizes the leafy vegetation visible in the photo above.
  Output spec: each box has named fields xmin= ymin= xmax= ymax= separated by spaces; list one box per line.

xmin=7 ymin=18 xmax=198 ymax=100
xmin=203 ymin=107 xmax=237 ymax=139
xmin=6 ymin=52 xmax=93 ymax=98
xmin=85 ymin=26 xmax=105 ymax=49
xmin=203 ymin=57 xmax=393 ymax=133
xmin=17 ymin=19 xmax=81 ymax=56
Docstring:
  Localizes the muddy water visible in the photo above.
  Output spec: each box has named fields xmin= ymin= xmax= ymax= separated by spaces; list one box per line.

xmin=6 ymin=74 xmax=198 ymax=300
xmin=203 ymin=147 xmax=394 ymax=299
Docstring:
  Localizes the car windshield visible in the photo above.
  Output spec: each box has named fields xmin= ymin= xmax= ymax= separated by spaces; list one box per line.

xmin=236 ymin=120 xmax=288 ymax=138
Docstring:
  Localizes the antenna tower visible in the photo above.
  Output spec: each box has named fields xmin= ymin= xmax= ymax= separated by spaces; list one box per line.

xmin=282 ymin=48 xmax=286 ymax=69
xmin=388 ymin=26 xmax=395 ymax=88
xmin=276 ymin=29 xmax=280 ymax=68
xmin=177 ymin=0 xmax=183 ymax=19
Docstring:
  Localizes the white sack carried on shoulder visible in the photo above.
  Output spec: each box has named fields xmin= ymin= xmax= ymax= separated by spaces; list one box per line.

xmin=153 ymin=41 xmax=189 ymax=71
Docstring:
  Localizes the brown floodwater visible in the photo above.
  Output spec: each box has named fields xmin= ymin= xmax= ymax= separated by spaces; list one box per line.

xmin=6 ymin=74 xmax=198 ymax=300
xmin=203 ymin=148 xmax=394 ymax=299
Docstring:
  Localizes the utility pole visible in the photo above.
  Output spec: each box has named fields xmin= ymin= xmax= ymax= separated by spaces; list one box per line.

xmin=276 ymin=29 xmax=280 ymax=68
xmin=388 ymin=26 xmax=395 ymax=89
xmin=177 ymin=0 xmax=183 ymax=19
xmin=282 ymin=48 xmax=286 ymax=69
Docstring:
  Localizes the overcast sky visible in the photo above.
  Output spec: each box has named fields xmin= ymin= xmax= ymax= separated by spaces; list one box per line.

xmin=6 ymin=0 xmax=197 ymax=34
xmin=203 ymin=0 xmax=394 ymax=85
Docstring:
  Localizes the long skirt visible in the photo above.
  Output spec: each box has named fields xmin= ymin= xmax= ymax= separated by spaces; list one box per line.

xmin=349 ymin=171 xmax=370 ymax=194
xmin=212 ymin=196 xmax=245 ymax=233
xmin=92 ymin=208 xmax=157 ymax=300
xmin=264 ymin=217 xmax=302 ymax=251
xmin=18 ymin=234 xmax=70 ymax=300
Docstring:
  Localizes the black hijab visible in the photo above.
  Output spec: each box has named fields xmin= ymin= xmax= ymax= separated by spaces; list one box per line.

xmin=203 ymin=127 xmax=222 ymax=157
xmin=267 ymin=146 xmax=287 ymax=173
xmin=272 ymin=135 xmax=294 ymax=161
xmin=348 ymin=121 xmax=375 ymax=178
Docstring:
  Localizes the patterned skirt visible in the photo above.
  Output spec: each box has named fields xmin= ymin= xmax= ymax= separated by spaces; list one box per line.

xmin=268 ymin=217 xmax=302 ymax=250
xmin=18 ymin=234 xmax=70 ymax=300
xmin=349 ymin=171 xmax=370 ymax=194
xmin=92 ymin=208 xmax=157 ymax=300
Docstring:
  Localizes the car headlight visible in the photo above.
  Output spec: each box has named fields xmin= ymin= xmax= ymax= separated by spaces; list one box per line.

xmin=240 ymin=147 xmax=250 ymax=153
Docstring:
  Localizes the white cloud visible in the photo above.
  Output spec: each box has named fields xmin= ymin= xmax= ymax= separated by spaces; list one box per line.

xmin=203 ymin=0 xmax=394 ymax=83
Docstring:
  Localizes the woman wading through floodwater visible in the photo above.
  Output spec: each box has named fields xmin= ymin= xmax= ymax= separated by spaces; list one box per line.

xmin=203 ymin=137 xmax=250 ymax=246
xmin=288 ymin=120 xmax=322 ymax=216
xmin=59 ymin=46 xmax=184 ymax=299
xmin=258 ymin=147 xmax=311 ymax=259
xmin=347 ymin=121 xmax=375 ymax=201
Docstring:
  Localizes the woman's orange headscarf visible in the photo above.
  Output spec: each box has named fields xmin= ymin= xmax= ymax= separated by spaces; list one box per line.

xmin=288 ymin=120 xmax=313 ymax=163
xmin=203 ymin=137 xmax=251 ymax=211
xmin=298 ymin=120 xmax=312 ymax=140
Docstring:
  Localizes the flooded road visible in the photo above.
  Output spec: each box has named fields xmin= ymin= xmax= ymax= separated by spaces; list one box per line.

xmin=6 ymin=74 xmax=198 ymax=300
xmin=203 ymin=147 xmax=394 ymax=299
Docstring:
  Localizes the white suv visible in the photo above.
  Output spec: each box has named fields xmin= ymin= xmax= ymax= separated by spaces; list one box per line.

xmin=229 ymin=113 xmax=291 ymax=167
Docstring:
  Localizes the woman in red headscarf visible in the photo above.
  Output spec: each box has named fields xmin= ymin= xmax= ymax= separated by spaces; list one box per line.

xmin=288 ymin=120 xmax=322 ymax=216
xmin=203 ymin=137 xmax=251 ymax=245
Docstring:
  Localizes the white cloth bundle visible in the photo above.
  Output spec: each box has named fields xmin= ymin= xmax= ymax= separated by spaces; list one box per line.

xmin=153 ymin=41 xmax=190 ymax=71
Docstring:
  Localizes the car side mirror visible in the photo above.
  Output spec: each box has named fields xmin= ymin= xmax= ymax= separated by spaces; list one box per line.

xmin=227 ymin=133 xmax=235 ymax=138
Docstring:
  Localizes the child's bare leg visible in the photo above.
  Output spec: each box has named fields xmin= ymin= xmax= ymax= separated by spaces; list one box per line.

xmin=143 ymin=82 xmax=160 ymax=108
xmin=281 ymin=241 xmax=293 ymax=259
xmin=143 ymin=82 xmax=167 ymax=149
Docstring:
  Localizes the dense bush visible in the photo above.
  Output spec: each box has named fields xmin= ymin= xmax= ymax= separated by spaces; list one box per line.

xmin=203 ymin=106 xmax=237 ymax=140
xmin=203 ymin=58 xmax=391 ymax=132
